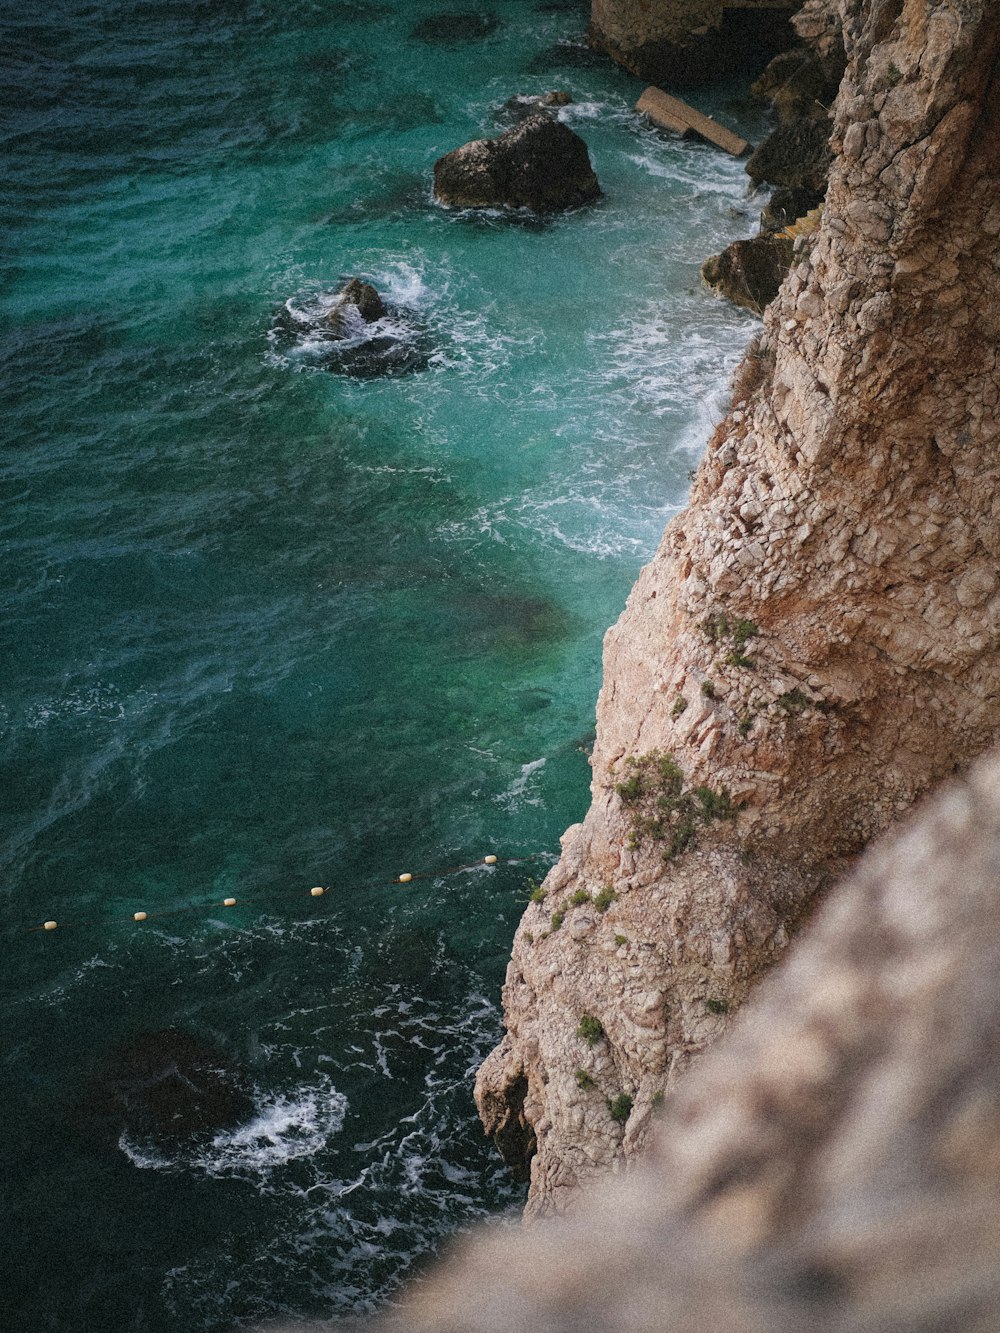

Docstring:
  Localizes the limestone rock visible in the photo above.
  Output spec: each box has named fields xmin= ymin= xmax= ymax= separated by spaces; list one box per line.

xmin=478 ymin=0 xmax=1000 ymax=1221
xmin=701 ymin=233 xmax=795 ymax=312
xmin=745 ymin=115 xmax=833 ymax=192
xmin=433 ymin=113 xmax=601 ymax=212
xmin=751 ymin=41 xmax=846 ymax=122
xmin=588 ymin=0 xmax=799 ymax=86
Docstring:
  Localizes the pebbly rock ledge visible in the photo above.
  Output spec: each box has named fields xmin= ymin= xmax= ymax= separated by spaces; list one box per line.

xmin=477 ymin=0 xmax=1000 ymax=1221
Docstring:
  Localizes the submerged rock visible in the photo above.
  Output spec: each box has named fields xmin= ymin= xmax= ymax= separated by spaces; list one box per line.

xmin=701 ymin=233 xmax=795 ymax=313
xmin=497 ymin=89 xmax=573 ymax=125
xmin=411 ymin=11 xmax=499 ymax=44
xmin=80 ymin=1029 xmax=254 ymax=1152
xmin=433 ymin=113 xmax=601 ymax=213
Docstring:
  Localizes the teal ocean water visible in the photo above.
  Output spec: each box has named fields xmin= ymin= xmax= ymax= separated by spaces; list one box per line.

xmin=2 ymin=2 xmax=765 ymax=1328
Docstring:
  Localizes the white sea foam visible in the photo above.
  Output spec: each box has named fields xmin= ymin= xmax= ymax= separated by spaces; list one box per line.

xmin=120 ymin=1075 xmax=348 ymax=1184
xmin=495 ymin=757 xmax=546 ymax=811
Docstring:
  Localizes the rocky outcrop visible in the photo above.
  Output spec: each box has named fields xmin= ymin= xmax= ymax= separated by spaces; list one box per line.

xmin=433 ymin=114 xmax=601 ymax=212
xmin=745 ymin=115 xmax=834 ymax=193
xmin=325 ymin=278 xmax=385 ymax=334
xmin=478 ymin=0 xmax=1000 ymax=1220
xmin=588 ymin=0 xmax=799 ymax=86
xmin=701 ymin=232 xmax=795 ymax=311
xmin=360 ymin=749 xmax=1000 ymax=1332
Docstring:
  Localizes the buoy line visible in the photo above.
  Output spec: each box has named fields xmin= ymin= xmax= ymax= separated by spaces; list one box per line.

xmin=21 ymin=852 xmax=554 ymax=936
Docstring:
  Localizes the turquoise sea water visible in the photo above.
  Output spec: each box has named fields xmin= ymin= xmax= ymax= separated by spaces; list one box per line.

xmin=2 ymin=2 xmax=766 ymax=1328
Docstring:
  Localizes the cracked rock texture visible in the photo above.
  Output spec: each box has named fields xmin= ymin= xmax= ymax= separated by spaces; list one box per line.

xmin=365 ymin=750 xmax=1000 ymax=1332
xmin=477 ymin=0 xmax=1000 ymax=1220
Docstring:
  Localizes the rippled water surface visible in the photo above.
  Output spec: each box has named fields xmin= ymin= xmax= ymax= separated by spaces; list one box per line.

xmin=2 ymin=1 xmax=765 ymax=1327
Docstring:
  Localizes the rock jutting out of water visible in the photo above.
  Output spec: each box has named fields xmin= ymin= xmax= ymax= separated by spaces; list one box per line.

xmin=433 ymin=113 xmax=601 ymax=213
xmin=272 ymin=278 xmax=434 ymax=378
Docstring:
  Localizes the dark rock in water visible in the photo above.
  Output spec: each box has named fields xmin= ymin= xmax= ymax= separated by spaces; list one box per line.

xmin=759 ymin=184 xmax=824 ymax=234
xmin=411 ymin=11 xmax=500 ymax=44
xmin=326 ymin=277 xmax=386 ymax=334
xmin=587 ymin=6 xmax=798 ymax=87
xmin=80 ymin=1029 xmax=255 ymax=1152
xmin=701 ymin=233 xmax=795 ymax=314
xmin=527 ymin=39 xmax=606 ymax=73
xmin=497 ymin=90 xmax=573 ymax=125
xmin=746 ymin=116 xmax=832 ymax=193
xmin=433 ymin=113 xmax=601 ymax=213
xmin=751 ymin=44 xmax=845 ymax=124
xmin=272 ymin=282 xmax=434 ymax=379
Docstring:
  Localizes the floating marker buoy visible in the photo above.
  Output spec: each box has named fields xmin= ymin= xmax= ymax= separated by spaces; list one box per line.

xmin=484 ymin=855 xmax=498 ymax=865
xmin=43 ymin=920 xmax=58 ymax=931
xmin=310 ymin=886 xmax=325 ymax=897
xmin=134 ymin=911 xmax=148 ymax=922
xmin=223 ymin=897 xmax=237 ymax=907
xmin=398 ymin=873 xmax=413 ymax=884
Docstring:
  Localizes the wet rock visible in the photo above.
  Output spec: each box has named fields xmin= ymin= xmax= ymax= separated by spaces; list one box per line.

xmin=497 ymin=90 xmax=573 ymax=125
xmin=433 ymin=113 xmax=600 ymax=213
xmin=272 ymin=284 xmax=433 ymax=379
xmin=411 ymin=11 xmax=499 ymax=44
xmin=325 ymin=277 xmax=385 ymax=334
xmin=759 ymin=184 xmax=824 ymax=233
xmin=526 ymin=38 xmax=607 ymax=73
xmin=701 ymin=233 xmax=795 ymax=313
xmin=746 ymin=116 xmax=833 ymax=193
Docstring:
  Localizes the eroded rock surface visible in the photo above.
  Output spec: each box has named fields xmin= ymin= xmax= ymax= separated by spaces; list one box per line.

xmin=478 ymin=0 xmax=1000 ymax=1220
xmin=588 ymin=0 xmax=799 ymax=85
xmin=433 ymin=113 xmax=601 ymax=212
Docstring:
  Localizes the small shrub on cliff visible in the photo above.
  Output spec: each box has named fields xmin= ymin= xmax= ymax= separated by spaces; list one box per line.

xmin=608 ymin=1093 xmax=633 ymax=1124
xmin=575 ymin=1068 xmax=594 ymax=1089
xmin=529 ymin=882 xmax=546 ymax=903
xmin=706 ymin=997 xmax=730 ymax=1015
xmin=777 ymin=687 xmax=811 ymax=714
xmin=577 ymin=1014 xmax=603 ymax=1046
xmin=671 ymin=694 xmax=688 ymax=719
xmin=614 ymin=934 xmax=628 ymax=947
xmin=594 ymin=885 xmax=617 ymax=912
xmin=701 ymin=680 xmax=717 ymax=700
xmin=570 ymin=889 xmax=591 ymax=906
xmin=614 ymin=750 xmax=735 ymax=861
xmin=551 ymin=909 xmax=565 ymax=931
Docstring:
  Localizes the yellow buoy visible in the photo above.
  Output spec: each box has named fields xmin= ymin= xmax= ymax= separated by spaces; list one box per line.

xmin=223 ymin=897 xmax=237 ymax=907
xmin=43 ymin=920 xmax=58 ymax=931
xmin=310 ymin=886 xmax=325 ymax=897
xmin=398 ymin=873 xmax=413 ymax=884
xmin=134 ymin=911 xmax=148 ymax=922
xmin=484 ymin=854 xmax=498 ymax=865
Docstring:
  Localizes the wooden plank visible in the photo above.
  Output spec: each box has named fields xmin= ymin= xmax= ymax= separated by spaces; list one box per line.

xmin=636 ymin=86 xmax=751 ymax=157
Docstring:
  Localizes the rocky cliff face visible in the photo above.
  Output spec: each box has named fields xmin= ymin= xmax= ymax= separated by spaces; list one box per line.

xmin=478 ymin=0 xmax=1000 ymax=1219
xmin=370 ymin=749 xmax=1000 ymax=1333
